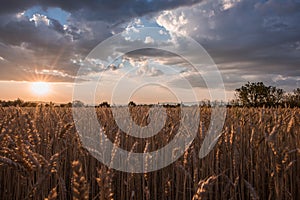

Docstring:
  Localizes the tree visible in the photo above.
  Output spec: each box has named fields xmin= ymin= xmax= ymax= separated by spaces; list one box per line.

xmin=284 ymin=88 xmax=300 ymax=107
xmin=99 ymin=102 xmax=110 ymax=107
xmin=293 ymin=88 xmax=300 ymax=107
xmin=235 ymin=82 xmax=284 ymax=107
xmin=266 ymin=86 xmax=284 ymax=106
xmin=13 ymin=98 xmax=24 ymax=107
xmin=128 ymin=101 xmax=136 ymax=107
xmin=294 ymin=88 xmax=300 ymax=100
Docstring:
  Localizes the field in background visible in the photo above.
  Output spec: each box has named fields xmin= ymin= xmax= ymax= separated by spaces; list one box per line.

xmin=0 ymin=106 xmax=299 ymax=200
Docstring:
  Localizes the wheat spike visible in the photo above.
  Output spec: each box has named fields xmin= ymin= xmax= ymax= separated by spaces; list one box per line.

xmin=44 ymin=186 xmax=58 ymax=200
xmin=192 ymin=175 xmax=218 ymax=200
xmin=96 ymin=166 xmax=114 ymax=200
xmin=72 ymin=160 xmax=89 ymax=200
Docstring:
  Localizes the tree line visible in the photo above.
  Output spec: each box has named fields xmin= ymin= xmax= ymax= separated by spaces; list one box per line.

xmin=0 ymin=82 xmax=299 ymax=107
xmin=233 ymin=82 xmax=300 ymax=107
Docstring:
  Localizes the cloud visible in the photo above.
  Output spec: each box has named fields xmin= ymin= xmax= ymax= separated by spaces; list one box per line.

xmin=144 ymin=36 xmax=154 ymax=44
xmin=156 ymin=10 xmax=188 ymax=36
xmin=0 ymin=13 xmax=112 ymax=82
xmin=0 ymin=0 xmax=203 ymax=21
xmin=221 ymin=0 xmax=241 ymax=11
xmin=0 ymin=0 xmax=299 ymax=94
xmin=154 ymin=0 xmax=300 ymax=91
xmin=30 ymin=13 xmax=50 ymax=26
xmin=136 ymin=60 xmax=163 ymax=77
xmin=0 ymin=0 xmax=205 ymax=82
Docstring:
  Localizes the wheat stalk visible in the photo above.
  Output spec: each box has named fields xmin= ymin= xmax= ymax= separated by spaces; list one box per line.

xmin=72 ymin=160 xmax=89 ymax=200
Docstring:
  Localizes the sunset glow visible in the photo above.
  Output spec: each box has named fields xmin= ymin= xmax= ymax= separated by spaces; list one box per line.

xmin=30 ymin=82 xmax=50 ymax=96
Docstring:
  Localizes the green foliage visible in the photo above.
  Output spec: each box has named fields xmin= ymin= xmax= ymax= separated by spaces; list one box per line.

xmin=235 ymin=82 xmax=284 ymax=107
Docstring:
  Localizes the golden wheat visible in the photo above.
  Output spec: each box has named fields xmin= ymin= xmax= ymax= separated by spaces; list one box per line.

xmin=0 ymin=106 xmax=298 ymax=199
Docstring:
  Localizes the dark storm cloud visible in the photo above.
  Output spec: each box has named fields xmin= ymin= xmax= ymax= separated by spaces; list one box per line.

xmin=156 ymin=0 xmax=300 ymax=91
xmin=122 ymin=48 xmax=199 ymax=68
xmin=0 ymin=0 xmax=299 ymax=89
xmin=0 ymin=0 xmax=203 ymax=21
xmin=123 ymin=48 xmax=187 ymax=65
xmin=0 ymin=17 xmax=69 ymax=50
xmin=200 ymin=0 xmax=300 ymax=77
xmin=0 ymin=27 xmax=81 ymax=82
xmin=125 ymin=48 xmax=175 ymax=58
xmin=0 ymin=0 xmax=203 ymax=82
xmin=0 ymin=0 xmax=36 ymax=14
xmin=61 ymin=0 xmax=203 ymax=22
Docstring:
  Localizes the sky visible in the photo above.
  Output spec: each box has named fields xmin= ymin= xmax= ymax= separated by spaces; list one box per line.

xmin=0 ymin=0 xmax=299 ymax=104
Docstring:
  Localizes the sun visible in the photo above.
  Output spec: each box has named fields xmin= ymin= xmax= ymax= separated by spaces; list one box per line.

xmin=31 ymin=81 xmax=50 ymax=96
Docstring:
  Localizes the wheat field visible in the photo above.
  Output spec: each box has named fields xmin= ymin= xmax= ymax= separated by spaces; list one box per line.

xmin=0 ymin=106 xmax=299 ymax=199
